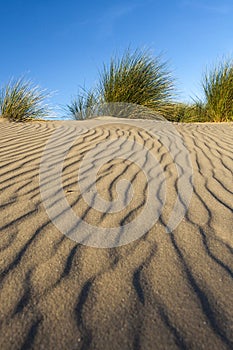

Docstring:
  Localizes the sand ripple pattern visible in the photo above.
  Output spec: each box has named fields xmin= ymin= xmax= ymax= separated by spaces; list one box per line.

xmin=0 ymin=120 xmax=233 ymax=349
xmin=39 ymin=119 xmax=192 ymax=247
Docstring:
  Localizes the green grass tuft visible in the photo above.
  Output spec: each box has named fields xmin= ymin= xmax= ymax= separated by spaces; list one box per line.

xmin=201 ymin=59 xmax=233 ymax=121
xmin=67 ymin=48 xmax=175 ymax=120
xmin=98 ymin=49 xmax=174 ymax=113
xmin=67 ymin=89 xmax=98 ymax=120
xmin=0 ymin=77 xmax=50 ymax=122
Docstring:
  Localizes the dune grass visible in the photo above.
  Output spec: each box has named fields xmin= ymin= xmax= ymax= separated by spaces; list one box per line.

xmin=164 ymin=101 xmax=207 ymax=122
xmin=1 ymin=54 xmax=231 ymax=123
xmin=201 ymin=60 xmax=233 ymax=122
xmin=0 ymin=78 xmax=50 ymax=122
xmin=98 ymin=49 xmax=174 ymax=112
xmin=167 ymin=59 xmax=233 ymax=122
xmin=67 ymin=89 xmax=98 ymax=120
xmin=67 ymin=49 xmax=175 ymax=120
xmin=68 ymin=51 xmax=232 ymax=123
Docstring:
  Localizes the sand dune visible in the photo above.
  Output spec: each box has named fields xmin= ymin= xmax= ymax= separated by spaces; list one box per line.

xmin=0 ymin=119 xmax=232 ymax=349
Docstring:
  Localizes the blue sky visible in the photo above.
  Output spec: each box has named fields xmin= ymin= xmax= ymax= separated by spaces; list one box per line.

xmin=0 ymin=0 xmax=232 ymax=117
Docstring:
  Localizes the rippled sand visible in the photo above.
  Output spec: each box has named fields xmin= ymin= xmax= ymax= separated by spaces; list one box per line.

xmin=0 ymin=119 xmax=232 ymax=349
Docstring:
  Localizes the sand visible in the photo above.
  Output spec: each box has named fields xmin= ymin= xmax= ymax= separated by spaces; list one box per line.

xmin=0 ymin=119 xmax=232 ymax=350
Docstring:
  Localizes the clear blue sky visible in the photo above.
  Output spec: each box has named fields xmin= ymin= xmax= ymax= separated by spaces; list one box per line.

xmin=0 ymin=0 xmax=232 ymax=117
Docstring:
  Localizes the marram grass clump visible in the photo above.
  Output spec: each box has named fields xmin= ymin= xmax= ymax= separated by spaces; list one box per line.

xmin=201 ymin=59 xmax=233 ymax=122
xmin=0 ymin=78 xmax=50 ymax=122
xmin=67 ymin=89 xmax=98 ymax=120
xmin=164 ymin=101 xmax=208 ymax=122
xmin=164 ymin=59 xmax=233 ymax=123
xmin=98 ymin=49 xmax=174 ymax=112
xmin=67 ymin=48 xmax=175 ymax=120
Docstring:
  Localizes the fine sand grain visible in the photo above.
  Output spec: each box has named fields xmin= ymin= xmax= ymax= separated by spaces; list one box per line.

xmin=0 ymin=119 xmax=232 ymax=349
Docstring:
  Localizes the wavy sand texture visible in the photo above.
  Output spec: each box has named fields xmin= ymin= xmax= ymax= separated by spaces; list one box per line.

xmin=0 ymin=120 xmax=233 ymax=350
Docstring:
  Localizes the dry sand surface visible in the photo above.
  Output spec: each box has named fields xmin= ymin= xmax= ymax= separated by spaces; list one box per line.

xmin=0 ymin=119 xmax=232 ymax=350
